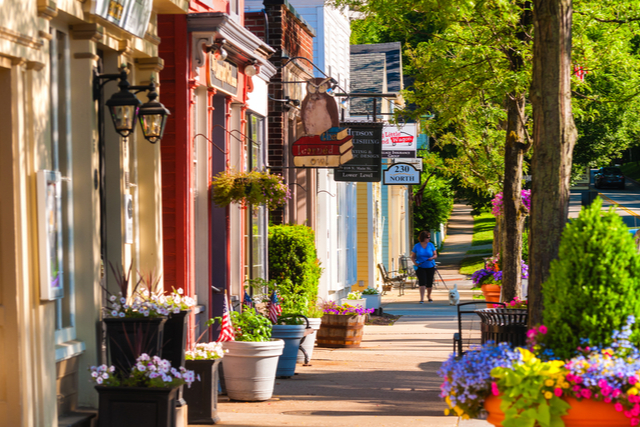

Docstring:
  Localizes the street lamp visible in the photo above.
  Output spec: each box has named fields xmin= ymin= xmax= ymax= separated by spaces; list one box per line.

xmin=138 ymin=81 xmax=170 ymax=144
xmin=95 ymin=65 xmax=170 ymax=143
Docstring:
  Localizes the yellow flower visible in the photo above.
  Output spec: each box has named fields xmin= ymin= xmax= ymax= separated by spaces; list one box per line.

xmin=545 ymin=379 xmax=555 ymax=387
xmin=544 ymin=391 xmax=553 ymax=399
xmin=629 ymin=388 xmax=639 ymax=396
xmin=518 ymin=348 xmax=536 ymax=363
xmin=444 ymin=409 xmax=450 ymax=416
xmin=462 ymin=414 xmax=470 ymax=420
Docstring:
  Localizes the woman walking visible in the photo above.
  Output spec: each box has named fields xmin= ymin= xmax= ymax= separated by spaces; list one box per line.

xmin=411 ymin=231 xmax=437 ymax=303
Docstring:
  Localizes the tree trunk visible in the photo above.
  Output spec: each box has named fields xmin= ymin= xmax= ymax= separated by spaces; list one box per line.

xmin=501 ymin=95 xmax=528 ymax=303
xmin=528 ymin=0 xmax=577 ymax=327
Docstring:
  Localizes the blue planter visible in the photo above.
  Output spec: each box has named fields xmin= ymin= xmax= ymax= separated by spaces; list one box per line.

xmin=270 ymin=325 xmax=305 ymax=378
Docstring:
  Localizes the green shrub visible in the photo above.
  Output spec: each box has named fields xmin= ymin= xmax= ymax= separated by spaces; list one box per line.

xmin=269 ymin=225 xmax=322 ymax=316
xmin=413 ymin=177 xmax=454 ymax=239
xmin=541 ymin=198 xmax=640 ymax=359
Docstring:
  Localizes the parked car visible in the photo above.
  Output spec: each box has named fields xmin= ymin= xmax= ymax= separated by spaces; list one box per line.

xmin=594 ymin=167 xmax=625 ymax=189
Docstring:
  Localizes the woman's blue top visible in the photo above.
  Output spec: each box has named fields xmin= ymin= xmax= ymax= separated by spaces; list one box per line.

xmin=412 ymin=242 xmax=436 ymax=269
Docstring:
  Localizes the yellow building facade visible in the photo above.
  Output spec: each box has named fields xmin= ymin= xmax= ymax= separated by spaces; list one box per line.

xmin=0 ymin=1 xmax=187 ymax=425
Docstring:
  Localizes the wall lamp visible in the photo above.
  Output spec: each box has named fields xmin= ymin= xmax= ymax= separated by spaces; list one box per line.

xmin=94 ymin=65 xmax=170 ymax=143
xmin=204 ymin=39 xmax=228 ymax=61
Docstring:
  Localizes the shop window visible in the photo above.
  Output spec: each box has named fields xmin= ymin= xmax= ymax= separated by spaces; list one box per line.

xmin=245 ymin=113 xmax=266 ymax=281
xmin=50 ymin=26 xmax=79 ymax=356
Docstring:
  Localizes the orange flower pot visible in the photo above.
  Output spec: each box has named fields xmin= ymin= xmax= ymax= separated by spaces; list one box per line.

xmin=481 ymin=284 xmax=501 ymax=308
xmin=484 ymin=394 xmax=630 ymax=427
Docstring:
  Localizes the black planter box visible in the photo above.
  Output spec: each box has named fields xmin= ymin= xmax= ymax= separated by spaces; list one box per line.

xmin=95 ymin=386 xmax=178 ymax=427
xmin=103 ymin=317 xmax=167 ymax=374
xmin=184 ymin=359 xmax=222 ymax=424
xmin=162 ymin=310 xmax=190 ymax=369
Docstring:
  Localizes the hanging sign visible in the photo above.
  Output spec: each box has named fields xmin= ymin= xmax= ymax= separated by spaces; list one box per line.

xmin=382 ymin=123 xmax=417 ymax=158
xmin=292 ymin=78 xmax=352 ymax=167
xmin=383 ymin=163 xmax=421 ymax=185
xmin=93 ymin=0 xmax=153 ymax=38
xmin=208 ymin=56 xmax=238 ymax=96
xmin=334 ymin=122 xmax=383 ymax=182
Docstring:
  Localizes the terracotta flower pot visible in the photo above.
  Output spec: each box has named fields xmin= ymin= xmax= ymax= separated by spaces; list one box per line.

xmin=481 ymin=283 xmax=501 ymax=308
xmin=484 ymin=394 xmax=630 ymax=427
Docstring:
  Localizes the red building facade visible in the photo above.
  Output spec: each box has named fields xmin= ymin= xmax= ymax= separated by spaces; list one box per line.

xmin=159 ymin=1 xmax=276 ymax=342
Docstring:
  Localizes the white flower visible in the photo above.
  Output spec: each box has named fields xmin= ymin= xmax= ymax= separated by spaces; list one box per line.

xmin=108 ymin=366 xmax=115 ymax=373
xmin=173 ymin=308 xmax=180 ymax=314
xmin=111 ymin=310 xmax=118 ymax=317
xmin=96 ymin=376 xmax=103 ymax=384
xmin=139 ymin=353 xmax=150 ymax=361
xmin=102 ymin=373 xmax=109 ymax=379
xmin=118 ymin=312 xmax=125 ymax=318
xmin=177 ymin=288 xmax=184 ymax=295
xmin=120 ymin=297 xmax=126 ymax=304
xmin=109 ymin=295 xmax=116 ymax=302
xmin=91 ymin=371 xmax=98 ymax=378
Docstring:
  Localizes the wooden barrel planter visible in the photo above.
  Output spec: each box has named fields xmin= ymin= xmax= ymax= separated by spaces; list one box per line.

xmin=316 ymin=314 xmax=366 ymax=348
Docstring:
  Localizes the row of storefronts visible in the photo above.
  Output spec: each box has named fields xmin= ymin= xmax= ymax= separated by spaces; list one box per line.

xmin=0 ymin=0 xmax=415 ymax=424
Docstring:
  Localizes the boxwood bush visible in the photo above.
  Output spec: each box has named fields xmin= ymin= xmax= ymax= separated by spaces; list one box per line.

xmin=541 ymin=198 xmax=640 ymax=359
xmin=268 ymin=225 xmax=322 ymax=316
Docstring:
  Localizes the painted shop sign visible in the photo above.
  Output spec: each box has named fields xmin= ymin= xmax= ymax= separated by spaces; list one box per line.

xmin=93 ymin=0 xmax=153 ymax=38
xmin=383 ymin=162 xmax=421 ymax=185
xmin=292 ymin=78 xmax=353 ymax=167
xmin=382 ymin=123 xmax=417 ymax=158
xmin=334 ymin=122 xmax=383 ymax=182
xmin=208 ymin=55 xmax=238 ymax=96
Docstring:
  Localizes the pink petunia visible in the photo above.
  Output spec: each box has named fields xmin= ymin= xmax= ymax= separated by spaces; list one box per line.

xmin=605 ymin=397 xmax=612 ymax=403
xmin=632 ymin=419 xmax=639 ymax=426
xmin=491 ymin=382 xmax=500 ymax=397
xmin=539 ymin=325 xmax=548 ymax=334
xmin=581 ymin=389 xmax=592 ymax=399
xmin=615 ymin=403 xmax=624 ymax=412
xmin=631 ymin=377 xmax=638 ymax=386
xmin=554 ymin=388 xmax=563 ymax=397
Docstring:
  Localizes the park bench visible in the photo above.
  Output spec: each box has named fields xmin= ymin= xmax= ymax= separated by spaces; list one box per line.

xmin=398 ymin=255 xmax=418 ymax=288
xmin=377 ymin=263 xmax=406 ymax=296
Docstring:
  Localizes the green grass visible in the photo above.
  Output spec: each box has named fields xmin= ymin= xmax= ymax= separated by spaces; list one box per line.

xmin=466 ymin=248 xmax=493 ymax=255
xmin=459 ymin=256 xmax=486 ymax=275
xmin=620 ymin=162 xmax=640 ymax=181
xmin=471 ymin=212 xmax=496 ymax=246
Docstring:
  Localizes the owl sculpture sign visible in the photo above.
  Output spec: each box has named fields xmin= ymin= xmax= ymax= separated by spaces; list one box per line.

xmin=292 ymin=77 xmax=353 ymax=167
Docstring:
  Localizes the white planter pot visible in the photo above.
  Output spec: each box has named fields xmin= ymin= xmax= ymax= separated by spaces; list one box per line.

xmin=341 ymin=298 xmax=366 ymax=309
xmin=296 ymin=317 xmax=322 ymax=364
xmin=221 ymin=339 xmax=284 ymax=401
xmin=362 ymin=294 xmax=381 ymax=310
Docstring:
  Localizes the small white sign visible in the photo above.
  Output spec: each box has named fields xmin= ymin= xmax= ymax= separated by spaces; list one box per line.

xmin=383 ymin=163 xmax=421 ymax=185
xmin=382 ymin=123 xmax=417 ymax=158
xmin=391 ymin=157 xmax=423 ymax=171
xmin=124 ymin=194 xmax=133 ymax=244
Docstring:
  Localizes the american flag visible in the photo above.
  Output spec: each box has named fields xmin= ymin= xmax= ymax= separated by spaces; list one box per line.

xmin=216 ymin=292 xmax=235 ymax=342
xmin=243 ymin=290 xmax=253 ymax=308
xmin=267 ymin=290 xmax=282 ymax=324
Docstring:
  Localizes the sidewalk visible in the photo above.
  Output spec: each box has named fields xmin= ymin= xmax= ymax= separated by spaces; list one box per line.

xmin=209 ymin=202 xmax=490 ymax=426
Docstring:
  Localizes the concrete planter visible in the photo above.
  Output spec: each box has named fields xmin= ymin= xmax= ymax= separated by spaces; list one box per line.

xmin=221 ymin=339 xmax=284 ymax=401
xmin=297 ymin=317 xmax=322 ymax=364
xmin=362 ymin=294 xmax=381 ymax=311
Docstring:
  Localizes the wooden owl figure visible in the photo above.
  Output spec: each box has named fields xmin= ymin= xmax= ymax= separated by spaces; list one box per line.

xmin=300 ymin=77 xmax=340 ymax=136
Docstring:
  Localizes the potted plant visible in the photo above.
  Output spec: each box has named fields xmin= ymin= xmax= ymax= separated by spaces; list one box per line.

xmin=211 ymin=169 xmax=290 ymax=210
xmin=89 ymin=353 xmax=195 ymax=427
xmin=471 ymin=255 xmax=528 ymax=306
xmin=216 ymin=306 xmax=284 ymax=401
xmin=361 ymin=287 xmax=382 ymax=313
xmin=297 ymin=304 xmax=324 ymax=364
xmin=316 ymin=301 xmax=374 ymax=348
xmin=160 ymin=287 xmax=197 ymax=371
xmin=440 ymin=200 xmax=640 ymax=426
xmin=245 ymin=278 xmax=309 ymax=378
xmin=341 ymin=290 xmax=367 ymax=309
xmin=183 ymin=342 xmax=226 ymax=425
xmin=102 ymin=264 xmax=170 ymax=374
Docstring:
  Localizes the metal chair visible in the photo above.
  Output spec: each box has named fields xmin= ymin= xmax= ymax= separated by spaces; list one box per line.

xmin=453 ymin=301 xmax=506 ymax=358
xmin=377 ymin=263 xmax=406 ymax=296
xmin=398 ymin=255 xmax=418 ymax=288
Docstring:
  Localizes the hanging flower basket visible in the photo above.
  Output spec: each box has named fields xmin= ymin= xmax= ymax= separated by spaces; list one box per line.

xmin=211 ymin=170 xmax=291 ymax=210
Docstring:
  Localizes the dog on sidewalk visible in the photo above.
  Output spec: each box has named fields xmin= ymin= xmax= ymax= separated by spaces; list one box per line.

xmin=448 ymin=284 xmax=460 ymax=305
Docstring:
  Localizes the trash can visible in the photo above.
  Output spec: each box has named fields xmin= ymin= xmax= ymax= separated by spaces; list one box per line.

xmin=474 ymin=308 xmax=528 ymax=348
